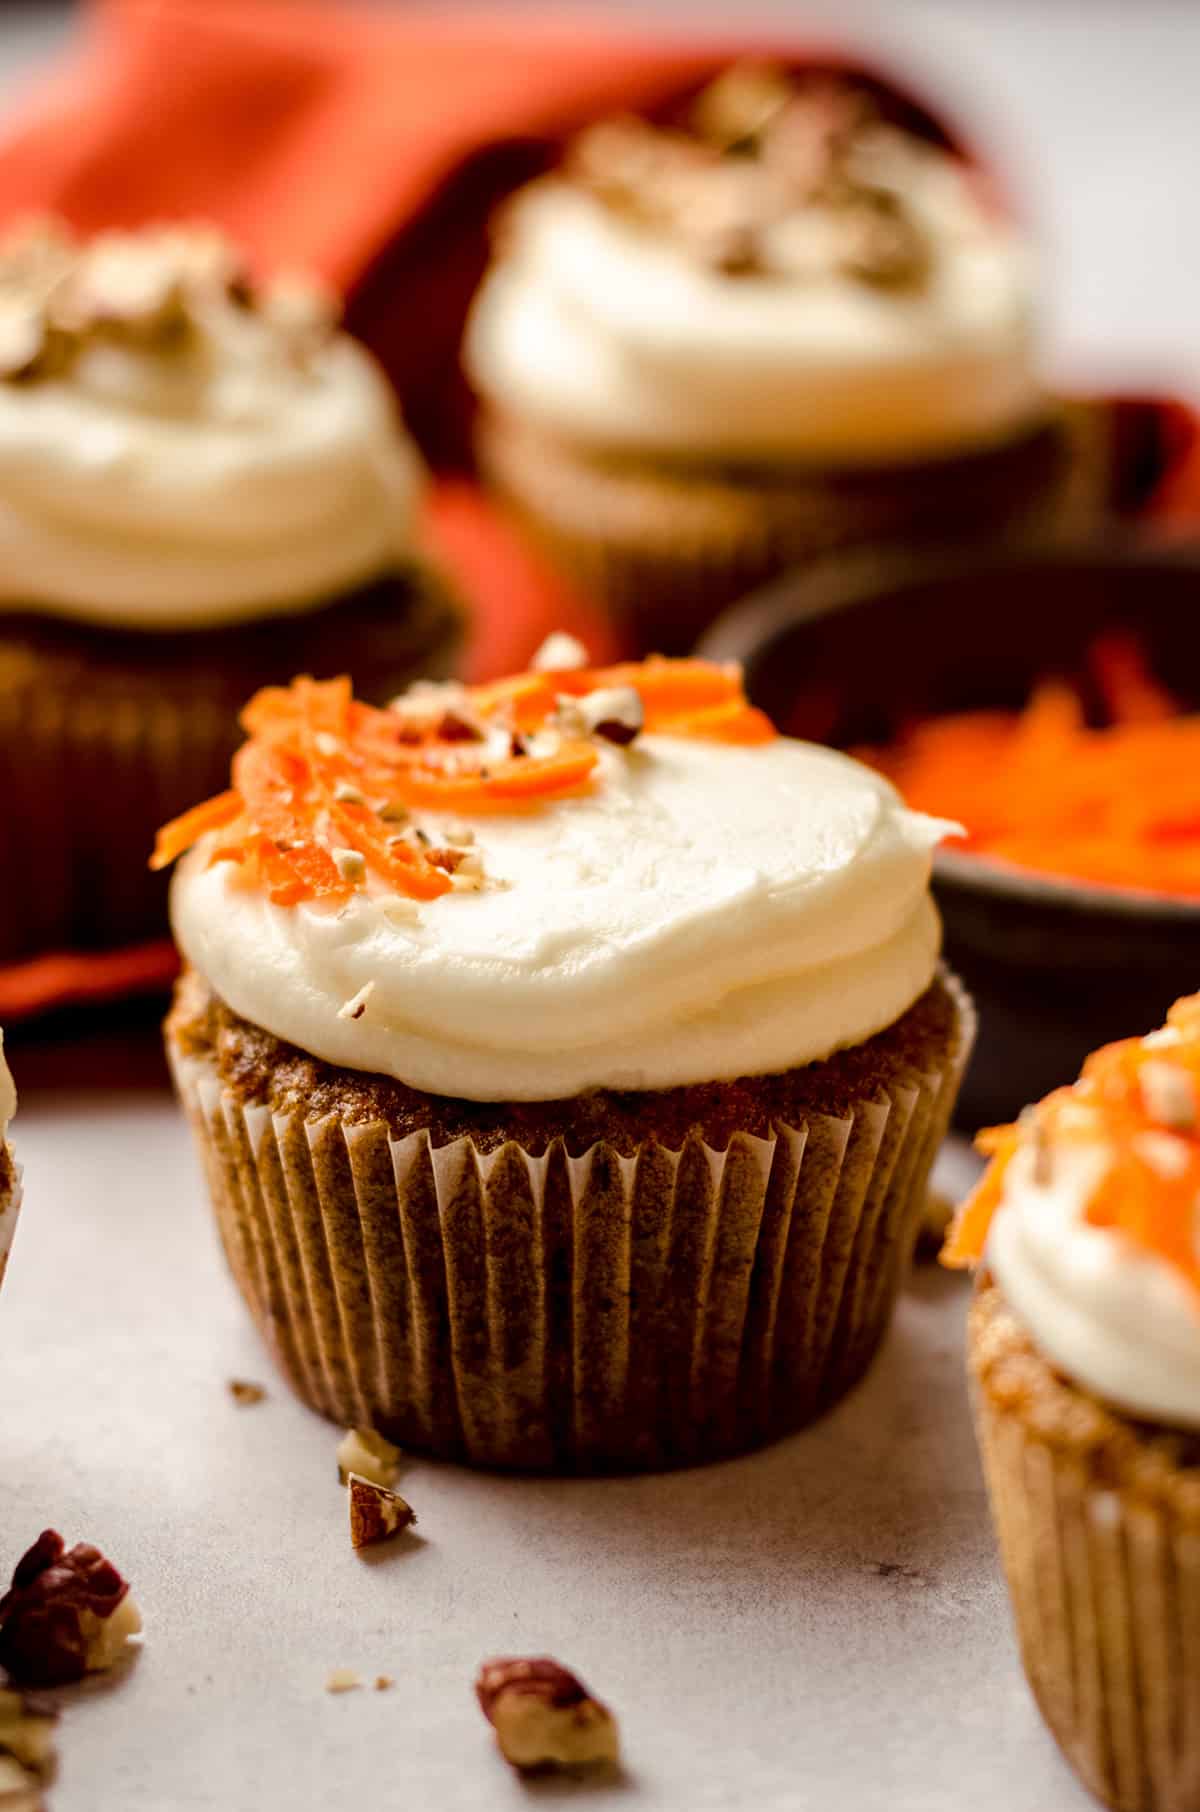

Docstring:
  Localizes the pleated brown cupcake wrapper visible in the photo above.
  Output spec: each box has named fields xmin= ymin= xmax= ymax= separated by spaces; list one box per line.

xmin=972 ymin=1333 xmax=1200 ymax=1812
xmin=169 ymin=976 xmax=972 ymax=1473
xmin=478 ymin=410 xmax=1086 ymax=655
xmin=0 ymin=1149 xmax=22 ymax=1293
xmin=0 ymin=673 xmax=238 ymax=960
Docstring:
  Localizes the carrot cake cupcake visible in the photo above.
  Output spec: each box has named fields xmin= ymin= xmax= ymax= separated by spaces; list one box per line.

xmin=157 ymin=643 xmax=972 ymax=1472
xmin=947 ymin=995 xmax=1200 ymax=1811
xmin=0 ymin=218 xmax=460 ymax=965
xmin=0 ymin=1032 xmax=20 ymax=1294
xmin=465 ymin=64 xmax=1067 ymax=654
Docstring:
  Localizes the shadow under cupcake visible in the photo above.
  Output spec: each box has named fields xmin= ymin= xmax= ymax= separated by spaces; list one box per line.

xmin=157 ymin=644 xmax=972 ymax=1473
xmin=0 ymin=219 xmax=461 ymax=967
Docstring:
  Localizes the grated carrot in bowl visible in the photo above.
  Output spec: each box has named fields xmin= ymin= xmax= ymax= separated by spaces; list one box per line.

xmin=855 ymin=633 xmax=1200 ymax=899
xmin=151 ymin=657 xmax=774 ymax=906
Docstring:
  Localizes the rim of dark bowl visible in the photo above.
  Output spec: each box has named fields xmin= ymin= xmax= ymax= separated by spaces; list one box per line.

xmin=697 ymin=535 xmax=1200 ymax=927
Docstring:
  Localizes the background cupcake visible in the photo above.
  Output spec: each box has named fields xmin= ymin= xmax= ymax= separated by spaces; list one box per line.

xmin=0 ymin=1031 xmax=20 ymax=1293
xmin=947 ymin=996 xmax=1200 ymax=1812
xmin=0 ymin=218 xmax=461 ymax=966
xmin=466 ymin=64 xmax=1069 ymax=655
xmin=157 ymin=647 xmax=972 ymax=1473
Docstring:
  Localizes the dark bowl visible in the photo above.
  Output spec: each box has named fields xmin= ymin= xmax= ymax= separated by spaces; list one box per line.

xmin=698 ymin=540 xmax=1200 ymax=1128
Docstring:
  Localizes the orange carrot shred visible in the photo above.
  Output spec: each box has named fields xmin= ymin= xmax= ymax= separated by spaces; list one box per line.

xmin=150 ymin=656 xmax=777 ymax=904
xmin=941 ymin=992 xmax=1200 ymax=1299
xmin=151 ymin=791 xmax=243 ymax=871
xmin=855 ymin=636 xmax=1200 ymax=899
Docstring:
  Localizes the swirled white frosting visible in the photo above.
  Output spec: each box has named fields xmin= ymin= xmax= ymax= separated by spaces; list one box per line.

xmin=0 ymin=314 xmax=423 ymax=629
xmin=171 ymin=733 xmax=951 ymax=1101
xmin=988 ymin=1139 xmax=1200 ymax=1429
xmin=465 ymin=153 xmax=1042 ymax=465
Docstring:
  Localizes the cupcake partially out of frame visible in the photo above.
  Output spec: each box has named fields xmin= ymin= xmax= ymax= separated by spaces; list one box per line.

xmin=947 ymin=997 xmax=1200 ymax=1812
xmin=0 ymin=1032 xmax=21 ymax=1293
xmin=0 ymin=218 xmax=461 ymax=966
xmin=158 ymin=639 xmax=972 ymax=1473
xmin=466 ymin=65 xmax=1070 ymax=655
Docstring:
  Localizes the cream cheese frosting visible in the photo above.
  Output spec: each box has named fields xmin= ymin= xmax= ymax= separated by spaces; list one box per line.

xmin=0 ymin=223 xmax=423 ymax=630
xmin=987 ymin=1139 xmax=1200 ymax=1431
xmin=465 ymin=134 xmax=1041 ymax=466
xmin=170 ymin=733 xmax=951 ymax=1101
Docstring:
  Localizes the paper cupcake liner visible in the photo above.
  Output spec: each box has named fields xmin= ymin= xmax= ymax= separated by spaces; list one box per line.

xmin=477 ymin=410 xmax=1085 ymax=656
xmin=0 ymin=1143 xmax=22 ymax=1295
xmin=168 ymin=974 xmax=972 ymax=1473
xmin=0 ymin=573 xmax=461 ymax=963
xmin=970 ymin=1281 xmax=1200 ymax=1812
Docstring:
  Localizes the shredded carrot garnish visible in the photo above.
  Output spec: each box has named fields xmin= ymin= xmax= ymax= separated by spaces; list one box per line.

xmin=943 ymin=995 xmax=1200 ymax=1293
xmin=151 ymin=655 xmax=776 ymax=905
xmin=854 ymin=634 xmax=1200 ymax=898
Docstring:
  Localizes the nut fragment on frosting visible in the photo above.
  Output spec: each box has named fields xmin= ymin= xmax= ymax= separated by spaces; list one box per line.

xmin=476 ymin=1657 xmax=619 ymax=1772
xmin=0 ymin=218 xmax=423 ymax=630
xmin=0 ymin=219 xmax=331 ymax=377
xmin=564 ymin=68 xmax=933 ymax=289
xmin=151 ymin=656 xmax=774 ymax=909
xmin=0 ymin=1532 xmax=141 ymax=1687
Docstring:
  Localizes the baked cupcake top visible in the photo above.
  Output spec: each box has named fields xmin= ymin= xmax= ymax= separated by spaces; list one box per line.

xmin=0 ymin=219 xmax=422 ymax=630
xmin=156 ymin=642 xmax=952 ymax=1101
xmin=465 ymin=65 xmax=1041 ymax=466
xmin=946 ymin=995 xmax=1200 ymax=1428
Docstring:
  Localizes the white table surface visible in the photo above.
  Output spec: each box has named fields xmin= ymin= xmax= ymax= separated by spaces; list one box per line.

xmin=3 ymin=1071 xmax=1093 ymax=1812
xmin=2 ymin=3 xmax=1197 ymax=1807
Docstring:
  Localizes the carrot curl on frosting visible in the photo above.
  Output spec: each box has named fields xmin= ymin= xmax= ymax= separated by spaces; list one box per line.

xmin=944 ymin=993 xmax=1200 ymax=1291
xmin=151 ymin=657 xmax=774 ymax=907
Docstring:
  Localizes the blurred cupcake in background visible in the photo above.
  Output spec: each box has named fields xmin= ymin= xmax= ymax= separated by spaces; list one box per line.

xmin=0 ymin=1031 xmax=20 ymax=1292
xmin=466 ymin=64 xmax=1069 ymax=654
xmin=0 ymin=218 xmax=461 ymax=966
xmin=947 ymin=996 xmax=1200 ymax=1811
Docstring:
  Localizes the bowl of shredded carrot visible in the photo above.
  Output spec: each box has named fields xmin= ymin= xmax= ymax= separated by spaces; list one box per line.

xmin=700 ymin=540 xmax=1200 ymax=1123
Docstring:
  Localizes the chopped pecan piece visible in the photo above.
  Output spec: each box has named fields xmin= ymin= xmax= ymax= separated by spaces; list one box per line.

xmin=0 ymin=1532 xmax=141 ymax=1687
xmin=476 ymin=1657 xmax=619 ymax=1771
xmin=348 ymin=1475 xmax=416 ymax=1550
